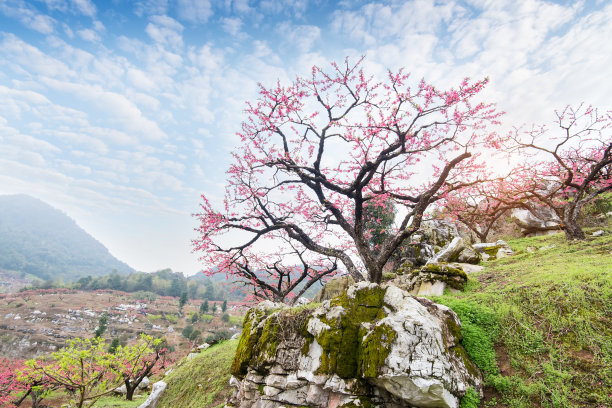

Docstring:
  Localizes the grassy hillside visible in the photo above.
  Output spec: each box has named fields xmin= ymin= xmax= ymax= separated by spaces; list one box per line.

xmin=157 ymin=232 xmax=611 ymax=407
xmin=157 ymin=340 xmax=238 ymax=408
xmin=437 ymin=231 xmax=611 ymax=407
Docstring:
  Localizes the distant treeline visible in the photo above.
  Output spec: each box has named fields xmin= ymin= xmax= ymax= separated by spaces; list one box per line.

xmin=23 ymin=268 xmax=245 ymax=301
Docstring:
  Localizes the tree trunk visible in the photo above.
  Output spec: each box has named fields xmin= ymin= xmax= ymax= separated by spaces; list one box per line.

xmin=563 ymin=220 xmax=586 ymax=240
xmin=30 ymin=390 xmax=44 ymax=408
xmin=125 ymin=383 xmax=136 ymax=401
xmin=368 ymin=265 xmax=383 ymax=284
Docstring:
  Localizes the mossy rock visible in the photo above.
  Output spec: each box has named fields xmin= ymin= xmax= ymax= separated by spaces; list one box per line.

xmin=313 ymin=275 xmax=356 ymax=302
xmin=418 ymin=263 xmax=468 ymax=290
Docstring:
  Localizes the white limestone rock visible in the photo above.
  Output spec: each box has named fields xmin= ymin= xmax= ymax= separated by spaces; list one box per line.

xmin=138 ymin=381 xmax=167 ymax=408
xmin=227 ymin=283 xmax=481 ymax=408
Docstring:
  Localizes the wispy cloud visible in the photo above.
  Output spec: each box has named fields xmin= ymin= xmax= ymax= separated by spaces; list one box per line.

xmin=0 ymin=1 xmax=55 ymax=33
xmin=176 ymin=0 xmax=212 ymax=23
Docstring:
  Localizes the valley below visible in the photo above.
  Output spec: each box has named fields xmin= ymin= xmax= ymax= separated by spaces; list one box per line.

xmin=0 ymin=288 xmax=245 ymax=360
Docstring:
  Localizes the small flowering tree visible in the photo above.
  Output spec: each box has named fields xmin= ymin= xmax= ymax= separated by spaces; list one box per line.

xmin=506 ymin=104 xmax=612 ymax=240
xmin=194 ymin=58 xmax=502 ymax=295
xmin=25 ymin=338 xmax=120 ymax=408
xmin=442 ymin=178 xmax=526 ymax=242
xmin=113 ymin=334 xmax=170 ymax=401
xmin=0 ymin=359 xmax=27 ymax=406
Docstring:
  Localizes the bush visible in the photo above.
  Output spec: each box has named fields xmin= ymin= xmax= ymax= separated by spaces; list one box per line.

xmin=181 ymin=325 xmax=194 ymax=339
xmin=221 ymin=313 xmax=230 ymax=322
xmin=205 ymin=330 xmax=232 ymax=345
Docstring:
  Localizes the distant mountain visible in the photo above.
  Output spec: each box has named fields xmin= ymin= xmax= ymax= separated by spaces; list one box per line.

xmin=0 ymin=194 xmax=135 ymax=282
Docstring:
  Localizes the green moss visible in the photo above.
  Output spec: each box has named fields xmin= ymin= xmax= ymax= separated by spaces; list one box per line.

xmin=307 ymin=285 xmax=395 ymax=379
xmin=339 ymin=397 xmax=373 ymax=408
xmin=419 ymin=263 xmax=468 ymax=290
xmin=445 ymin=315 xmax=463 ymax=342
xmin=360 ymin=323 xmax=396 ymax=378
xmin=255 ymin=316 xmax=280 ymax=365
xmin=421 ymin=263 xmax=467 ymax=279
xmin=459 ymin=387 xmax=480 ymax=408
xmin=452 ymin=343 xmax=481 ymax=379
xmin=381 ymin=272 xmax=396 ymax=281
xmin=482 ymin=245 xmax=502 ymax=258
xmin=230 ymin=309 xmax=264 ymax=376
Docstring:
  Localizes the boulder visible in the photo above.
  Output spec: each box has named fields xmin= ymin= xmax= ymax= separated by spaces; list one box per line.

xmin=228 ymin=283 xmax=481 ymax=408
xmin=312 ymin=275 xmax=355 ymax=302
xmin=456 ymin=245 xmax=481 ymax=264
xmin=473 ymin=240 xmax=513 ymax=261
xmin=114 ymin=384 xmax=127 ymax=395
xmin=138 ymin=376 xmax=150 ymax=389
xmin=294 ymin=297 xmax=310 ymax=306
xmin=429 ymin=237 xmax=480 ymax=264
xmin=138 ymin=381 xmax=167 ymax=408
xmin=511 ymin=208 xmax=561 ymax=236
xmin=397 ymin=242 xmax=436 ymax=267
xmin=399 ymin=221 xmax=481 ymax=267
xmin=420 ymin=220 xmax=462 ymax=248
xmin=186 ymin=353 xmax=200 ymax=361
xmin=389 ymin=263 xmax=468 ymax=296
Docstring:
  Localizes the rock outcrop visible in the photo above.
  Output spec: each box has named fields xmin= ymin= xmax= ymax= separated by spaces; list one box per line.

xmin=138 ymin=381 xmax=167 ymax=408
xmin=391 ymin=263 xmax=468 ymax=297
xmin=227 ymin=283 xmax=481 ymax=408
xmin=511 ymin=207 xmax=561 ymax=236
xmin=400 ymin=221 xmax=481 ymax=268
xmin=472 ymin=240 xmax=513 ymax=261
xmin=312 ymin=275 xmax=356 ymax=302
xmin=429 ymin=237 xmax=481 ymax=265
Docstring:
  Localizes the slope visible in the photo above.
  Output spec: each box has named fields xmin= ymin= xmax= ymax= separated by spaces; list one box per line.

xmin=436 ymin=231 xmax=611 ymax=407
xmin=156 ymin=231 xmax=611 ymax=408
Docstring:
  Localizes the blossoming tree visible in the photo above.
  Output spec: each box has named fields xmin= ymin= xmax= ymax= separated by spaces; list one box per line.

xmin=506 ymin=104 xmax=612 ymax=240
xmin=0 ymin=358 xmax=27 ymax=406
xmin=113 ymin=334 xmax=169 ymax=401
xmin=194 ymin=58 xmax=502 ymax=298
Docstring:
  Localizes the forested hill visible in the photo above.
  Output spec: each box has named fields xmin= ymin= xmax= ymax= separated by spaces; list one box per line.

xmin=0 ymin=194 xmax=135 ymax=281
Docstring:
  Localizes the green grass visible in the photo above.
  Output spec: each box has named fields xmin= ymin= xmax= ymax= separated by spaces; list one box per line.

xmin=157 ymin=339 xmax=238 ymax=408
xmin=95 ymin=395 xmax=146 ymax=407
xmin=435 ymin=230 xmax=612 ymax=408
xmin=151 ymin=232 xmax=611 ymax=408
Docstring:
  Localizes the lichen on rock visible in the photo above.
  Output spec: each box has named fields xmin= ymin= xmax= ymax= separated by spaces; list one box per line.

xmin=227 ymin=283 xmax=481 ymax=408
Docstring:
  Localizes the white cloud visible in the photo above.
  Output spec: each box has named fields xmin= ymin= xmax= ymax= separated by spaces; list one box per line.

xmin=0 ymin=34 xmax=73 ymax=78
xmin=176 ymin=0 xmax=212 ymax=23
xmin=77 ymin=28 xmax=101 ymax=42
xmin=221 ymin=17 xmax=243 ymax=36
xmin=278 ymin=23 xmax=320 ymax=53
xmin=146 ymin=15 xmax=184 ymax=49
xmin=70 ymin=0 xmax=96 ymax=17
xmin=259 ymin=0 xmax=308 ymax=17
xmin=0 ymin=1 xmax=55 ymax=34
xmin=4 ymin=132 xmax=61 ymax=154
xmin=41 ymin=78 xmax=168 ymax=141
xmin=134 ymin=0 xmax=169 ymax=17
xmin=59 ymin=160 xmax=92 ymax=175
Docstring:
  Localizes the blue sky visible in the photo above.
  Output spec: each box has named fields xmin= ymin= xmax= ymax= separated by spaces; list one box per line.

xmin=1 ymin=0 xmax=611 ymax=275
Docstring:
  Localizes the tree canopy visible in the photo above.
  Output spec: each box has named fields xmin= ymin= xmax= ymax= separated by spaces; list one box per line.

xmin=194 ymin=58 xmax=502 ymax=299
